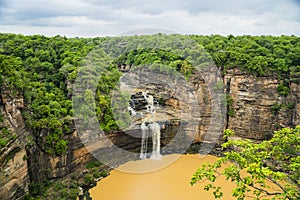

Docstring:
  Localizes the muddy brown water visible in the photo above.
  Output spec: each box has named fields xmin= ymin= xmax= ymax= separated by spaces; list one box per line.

xmin=90 ymin=154 xmax=279 ymax=200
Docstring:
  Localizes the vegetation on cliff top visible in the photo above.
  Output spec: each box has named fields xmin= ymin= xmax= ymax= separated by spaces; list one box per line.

xmin=0 ymin=33 xmax=299 ymax=199
xmin=1 ymin=33 xmax=299 ymax=153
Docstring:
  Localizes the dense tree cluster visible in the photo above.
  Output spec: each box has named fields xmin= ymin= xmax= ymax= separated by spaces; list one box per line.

xmin=191 ymin=35 xmax=300 ymax=79
xmin=191 ymin=127 xmax=300 ymax=200
xmin=1 ymin=33 xmax=299 ymax=155
xmin=0 ymin=34 xmax=96 ymax=155
xmin=0 ymin=33 xmax=299 ymax=199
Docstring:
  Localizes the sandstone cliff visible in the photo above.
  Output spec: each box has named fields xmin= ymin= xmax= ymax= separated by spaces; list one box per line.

xmin=224 ymin=69 xmax=299 ymax=139
xmin=0 ymin=87 xmax=29 ymax=200
xmin=0 ymin=70 xmax=299 ymax=199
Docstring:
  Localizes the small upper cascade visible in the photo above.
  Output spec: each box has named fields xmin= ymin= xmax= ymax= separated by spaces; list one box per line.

xmin=128 ymin=91 xmax=159 ymax=116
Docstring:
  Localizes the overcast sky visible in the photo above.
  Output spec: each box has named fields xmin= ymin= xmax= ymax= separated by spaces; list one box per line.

xmin=0 ymin=0 xmax=299 ymax=37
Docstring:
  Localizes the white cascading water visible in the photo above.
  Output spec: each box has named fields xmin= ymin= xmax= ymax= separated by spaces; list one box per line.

xmin=143 ymin=91 xmax=155 ymax=113
xmin=128 ymin=106 xmax=137 ymax=116
xmin=140 ymin=122 xmax=149 ymax=159
xmin=149 ymin=122 xmax=161 ymax=160
xmin=128 ymin=91 xmax=161 ymax=160
xmin=140 ymin=121 xmax=161 ymax=160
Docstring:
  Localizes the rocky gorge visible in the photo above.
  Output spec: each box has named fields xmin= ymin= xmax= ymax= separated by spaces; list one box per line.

xmin=0 ymin=68 xmax=299 ymax=199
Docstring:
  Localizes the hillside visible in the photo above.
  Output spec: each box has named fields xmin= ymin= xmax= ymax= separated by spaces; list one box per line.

xmin=0 ymin=33 xmax=299 ymax=199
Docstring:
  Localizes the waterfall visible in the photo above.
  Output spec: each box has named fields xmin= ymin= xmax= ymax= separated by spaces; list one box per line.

xmin=149 ymin=122 xmax=161 ymax=160
xmin=128 ymin=91 xmax=159 ymax=115
xmin=142 ymin=92 xmax=155 ymax=113
xmin=140 ymin=122 xmax=149 ymax=159
xmin=140 ymin=122 xmax=161 ymax=160
xmin=128 ymin=106 xmax=137 ymax=116
xmin=128 ymin=91 xmax=161 ymax=160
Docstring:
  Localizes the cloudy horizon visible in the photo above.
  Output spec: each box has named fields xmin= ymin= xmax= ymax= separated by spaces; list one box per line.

xmin=0 ymin=0 xmax=299 ymax=37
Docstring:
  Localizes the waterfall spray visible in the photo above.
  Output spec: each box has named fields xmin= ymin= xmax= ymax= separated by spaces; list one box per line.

xmin=129 ymin=91 xmax=161 ymax=160
xmin=149 ymin=122 xmax=161 ymax=160
xmin=143 ymin=92 xmax=155 ymax=113
xmin=140 ymin=121 xmax=161 ymax=160
xmin=140 ymin=122 xmax=149 ymax=159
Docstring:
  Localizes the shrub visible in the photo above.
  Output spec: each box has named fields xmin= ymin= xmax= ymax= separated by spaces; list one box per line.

xmin=84 ymin=174 xmax=94 ymax=185
xmin=277 ymin=83 xmax=290 ymax=96
xmin=100 ymin=170 xmax=108 ymax=177
xmin=29 ymin=183 xmax=45 ymax=196
xmin=270 ymin=103 xmax=281 ymax=115
xmin=86 ymin=161 xmax=101 ymax=169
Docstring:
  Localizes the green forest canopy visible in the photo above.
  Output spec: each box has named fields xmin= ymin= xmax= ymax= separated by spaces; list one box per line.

xmin=0 ymin=33 xmax=299 ymax=155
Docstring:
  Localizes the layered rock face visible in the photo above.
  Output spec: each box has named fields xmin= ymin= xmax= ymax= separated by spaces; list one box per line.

xmin=191 ymin=70 xmax=299 ymax=141
xmin=224 ymin=70 xmax=299 ymax=139
xmin=0 ymin=88 xmax=29 ymax=200
xmin=0 ymin=87 xmax=95 ymax=200
xmin=0 ymin=70 xmax=299 ymax=199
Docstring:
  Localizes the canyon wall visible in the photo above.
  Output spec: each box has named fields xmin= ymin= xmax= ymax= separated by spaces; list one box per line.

xmin=0 ymin=70 xmax=299 ymax=199
xmin=0 ymin=88 xmax=29 ymax=200
xmin=224 ymin=69 xmax=299 ymax=139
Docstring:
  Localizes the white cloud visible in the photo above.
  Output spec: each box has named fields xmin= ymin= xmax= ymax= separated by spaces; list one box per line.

xmin=0 ymin=0 xmax=299 ymax=37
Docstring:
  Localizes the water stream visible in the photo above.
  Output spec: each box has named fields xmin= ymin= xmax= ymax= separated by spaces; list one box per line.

xmin=140 ymin=122 xmax=161 ymax=160
xmin=140 ymin=122 xmax=149 ymax=159
xmin=128 ymin=91 xmax=163 ymax=160
xmin=149 ymin=122 xmax=161 ymax=160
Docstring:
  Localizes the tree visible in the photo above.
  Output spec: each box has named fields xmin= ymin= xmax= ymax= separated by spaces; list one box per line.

xmin=191 ymin=127 xmax=300 ymax=200
xmin=247 ymin=56 xmax=268 ymax=75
